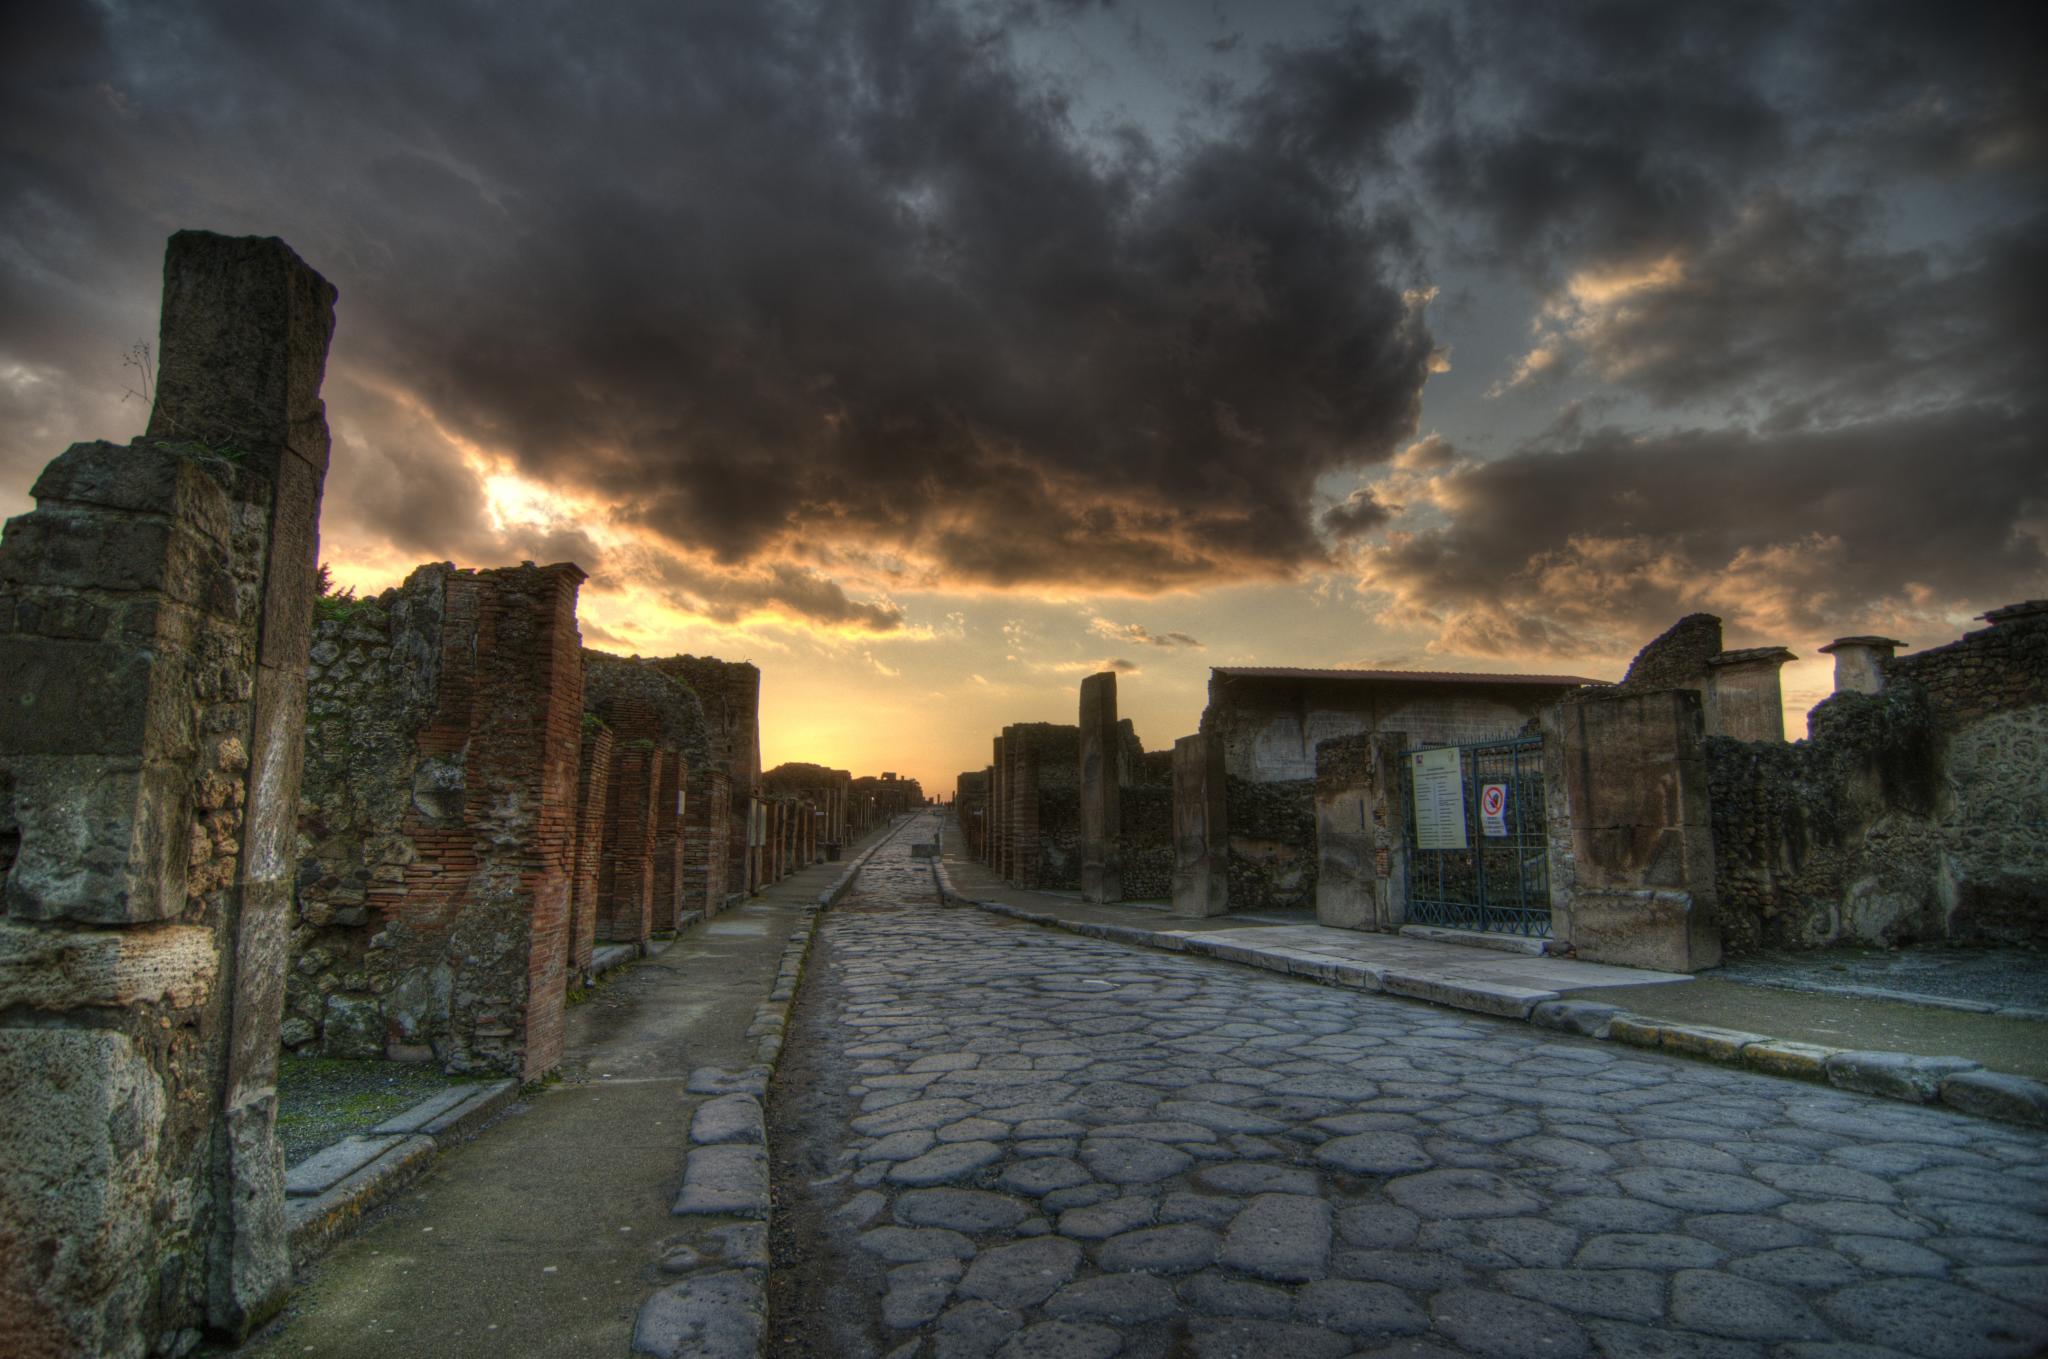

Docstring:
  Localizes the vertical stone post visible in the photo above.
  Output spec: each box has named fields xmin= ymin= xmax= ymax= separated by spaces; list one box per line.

xmin=1818 ymin=636 xmax=1904 ymax=696
xmin=1313 ymin=735 xmax=1374 ymax=930
xmin=571 ymin=726 xmax=614 ymax=978
xmin=1554 ymin=688 xmax=1722 ymax=971
xmin=989 ymin=734 xmax=1007 ymax=874
xmin=652 ymin=750 xmax=684 ymax=930
xmin=1079 ymin=672 xmax=1123 ymax=903
xmin=1703 ymin=647 xmax=1796 ymax=742
xmin=1171 ymin=734 xmax=1230 ymax=917
xmin=0 ymin=231 xmax=336 ymax=1354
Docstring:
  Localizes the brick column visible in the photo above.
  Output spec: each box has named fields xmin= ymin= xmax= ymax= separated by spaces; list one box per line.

xmin=570 ymin=725 xmax=614 ymax=978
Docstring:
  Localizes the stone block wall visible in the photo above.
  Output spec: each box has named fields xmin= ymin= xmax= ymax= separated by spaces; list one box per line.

xmin=1312 ymin=732 xmax=1408 ymax=931
xmin=0 ymin=231 xmax=335 ymax=1352
xmin=1705 ymin=603 xmax=2048 ymax=950
xmin=1117 ymin=784 xmax=1174 ymax=900
xmin=1223 ymin=776 xmax=1318 ymax=911
xmin=955 ymin=769 xmax=990 ymax=859
xmin=992 ymin=724 xmax=1080 ymax=890
xmin=290 ymin=562 xmax=586 ymax=1077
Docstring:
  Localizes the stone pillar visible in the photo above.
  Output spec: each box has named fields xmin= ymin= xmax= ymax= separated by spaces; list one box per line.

xmin=1079 ymin=672 xmax=1123 ymax=903
xmin=990 ymin=734 xmax=1007 ymax=874
xmin=1171 ymin=734 xmax=1229 ymax=917
xmin=570 ymin=725 xmax=614 ymax=978
xmin=683 ymin=768 xmax=730 ymax=917
xmin=0 ymin=231 xmax=335 ymax=1353
xmin=1703 ymin=646 xmax=1796 ymax=742
xmin=1819 ymin=636 xmax=1904 ymax=696
xmin=1554 ymin=688 xmax=1722 ymax=972
xmin=652 ymin=750 xmax=685 ymax=930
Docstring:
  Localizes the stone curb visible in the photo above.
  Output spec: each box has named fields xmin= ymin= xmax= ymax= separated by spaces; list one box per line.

xmin=930 ymin=865 xmax=2048 ymax=1131
xmin=634 ymin=814 xmax=921 ymax=1357
xmin=284 ymin=1077 xmax=520 ymax=1266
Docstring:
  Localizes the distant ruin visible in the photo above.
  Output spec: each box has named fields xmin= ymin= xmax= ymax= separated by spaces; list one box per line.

xmin=959 ymin=603 xmax=2048 ymax=971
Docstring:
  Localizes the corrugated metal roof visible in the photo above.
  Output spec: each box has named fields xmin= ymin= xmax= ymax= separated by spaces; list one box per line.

xmin=1212 ymin=666 xmax=1608 ymax=687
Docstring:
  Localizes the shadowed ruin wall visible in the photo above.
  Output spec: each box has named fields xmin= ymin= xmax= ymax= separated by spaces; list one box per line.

xmin=684 ymin=767 xmax=732 ymax=916
xmin=997 ymin=724 xmax=1081 ymax=890
xmin=0 ymin=231 xmax=334 ymax=1354
xmin=291 ymin=563 xmax=585 ymax=1077
xmin=1116 ymin=749 xmax=1176 ymax=901
xmin=1706 ymin=606 xmax=2048 ymax=950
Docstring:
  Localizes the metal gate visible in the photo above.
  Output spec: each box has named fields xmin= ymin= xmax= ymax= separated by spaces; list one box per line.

xmin=1403 ymin=735 xmax=1551 ymax=937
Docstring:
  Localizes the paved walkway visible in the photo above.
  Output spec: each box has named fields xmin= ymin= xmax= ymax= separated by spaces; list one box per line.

xmin=775 ymin=813 xmax=2048 ymax=1359
xmin=937 ymin=824 xmax=1693 ymax=1016
xmin=239 ymin=827 xmax=895 ymax=1359
xmin=938 ymin=825 xmax=2048 ymax=1082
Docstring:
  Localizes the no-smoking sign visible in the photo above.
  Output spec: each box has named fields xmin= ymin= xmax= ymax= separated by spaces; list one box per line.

xmin=1480 ymin=783 xmax=1508 ymax=837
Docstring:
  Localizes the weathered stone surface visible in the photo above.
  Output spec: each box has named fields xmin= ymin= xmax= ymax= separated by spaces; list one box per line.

xmin=690 ymin=1093 xmax=764 ymax=1145
xmin=859 ymin=1226 xmax=977 ymax=1263
xmin=896 ymin=1189 xmax=1033 ymax=1234
xmin=0 ymin=921 xmax=217 ymax=1010
xmin=997 ymin=1156 xmax=1093 ymax=1197
xmin=631 ymin=1269 xmax=764 ymax=1359
xmin=1529 ymin=1000 xmax=1620 ymax=1038
xmin=672 ymin=1144 xmax=770 ymax=1218
xmin=1080 ymin=1136 xmax=1192 ymax=1184
xmin=957 ymin=1237 xmax=1082 ymax=1309
xmin=1220 ymin=1193 xmax=1331 ymax=1282
xmin=883 ymin=1260 xmax=963 ymax=1330
xmin=1383 ymin=1168 xmax=1545 ymax=1219
xmin=1826 ymin=1051 xmax=1981 ymax=1103
xmin=1668 ymin=1269 xmax=1828 ymax=1341
xmin=1938 ymin=1069 xmax=2048 ymax=1126
xmin=933 ymin=1299 xmax=1023 ymax=1359
xmin=888 ymin=1140 xmax=1004 ymax=1186
xmin=1044 ymin=1274 xmax=1178 ymax=1325
xmin=1431 ymin=1288 xmax=1589 ymax=1359
xmin=1315 ymin=1131 xmax=1432 ymax=1175
xmin=1096 ymin=1223 xmax=1219 ymax=1274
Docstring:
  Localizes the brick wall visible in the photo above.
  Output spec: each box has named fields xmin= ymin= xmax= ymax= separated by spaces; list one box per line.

xmin=570 ymin=722 xmax=613 ymax=975
xmin=292 ymin=562 xmax=585 ymax=1079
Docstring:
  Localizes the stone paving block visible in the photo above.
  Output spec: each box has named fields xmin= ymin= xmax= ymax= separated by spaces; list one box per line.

xmin=888 ymin=1140 xmax=1004 ymax=1186
xmin=1825 ymin=1051 xmax=1980 ymax=1103
xmin=883 ymin=1260 xmax=963 ymax=1330
xmin=1314 ymin=1131 xmax=1433 ymax=1175
xmin=1294 ymin=1278 xmax=1429 ymax=1338
xmin=895 ymin=1189 xmax=1033 ymax=1233
xmin=630 ymin=1269 xmax=764 ymax=1359
xmin=1219 ymin=1192 xmax=1331 ymax=1282
xmin=686 ymin=1065 xmax=770 ymax=1097
xmin=1528 ymin=1000 xmax=1619 ymax=1038
xmin=689 ymin=1093 xmax=764 ymax=1145
xmin=957 ymin=1237 xmax=1082 ymax=1309
xmin=367 ymin=1084 xmax=478 ymax=1135
xmin=1938 ymin=1069 xmax=2048 ymax=1127
xmin=1095 ymin=1223 xmax=1218 ymax=1273
xmin=859 ymin=1226 xmax=977 ymax=1262
xmin=1655 ymin=1022 xmax=1768 ymax=1062
xmin=1606 ymin=1013 xmax=1663 ymax=1049
xmin=1742 ymin=1039 xmax=1839 ymax=1082
xmin=1044 ymin=1273 xmax=1178 ymax=1325
xmin=1668 ymin=1269 xmax=1829 ymax=1342
xmin=1430 ymin=1289 xmax=1590 ymax=1359
xmin=284 ymin=1135 xmax=403 ymax=1197
xmin=671 ymin=1144 xmax=770 ymax=1218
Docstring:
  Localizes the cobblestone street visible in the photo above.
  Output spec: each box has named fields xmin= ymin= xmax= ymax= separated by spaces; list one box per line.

xmin=770 ymin=816 xmax=2048 ymax=1359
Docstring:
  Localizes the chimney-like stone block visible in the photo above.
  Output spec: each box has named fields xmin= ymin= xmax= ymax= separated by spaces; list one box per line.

xmin=1171 ymin=734 xmax=1229 ymax=917
xmin=1818 ymin=635 xmax=1905 ymax=696
xmin=1704 ymin=646 xmax=1796 ymax=743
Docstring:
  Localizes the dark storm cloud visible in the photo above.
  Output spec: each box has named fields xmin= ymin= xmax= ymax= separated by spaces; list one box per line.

xmin=1360 ymin=405 xmax=2048 ymax=656
xmin=1414 ymin=0 xmax=2042 ymax=281
xmin=0 ymin=0 xmax=1435 ymax=594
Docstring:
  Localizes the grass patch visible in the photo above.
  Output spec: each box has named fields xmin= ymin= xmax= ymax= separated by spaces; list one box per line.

xmin=276 ymin=1054 xmax=477 ymax=1165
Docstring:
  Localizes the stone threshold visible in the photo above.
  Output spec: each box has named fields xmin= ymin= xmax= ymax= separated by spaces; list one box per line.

xmin=284 ymin=1078 xmax=521 ymax=1266
xmin=630 ymin=814 xmax=922 ymax=1358
xmin=1396 ymin=923 xmax=1560 ymax=956
xmin=931 ymin=859 xmax=2048 ymax=1131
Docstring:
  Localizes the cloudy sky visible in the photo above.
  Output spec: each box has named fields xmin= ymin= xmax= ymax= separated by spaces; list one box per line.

xmin=4 ymin=0 xmax=2042 ymax=789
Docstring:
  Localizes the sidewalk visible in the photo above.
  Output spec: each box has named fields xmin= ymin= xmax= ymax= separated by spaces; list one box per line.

xmin=935 ymin=821 xmax=2048 ymax=1124
xmin=239 ymin=821 xmax=901 ymax=1359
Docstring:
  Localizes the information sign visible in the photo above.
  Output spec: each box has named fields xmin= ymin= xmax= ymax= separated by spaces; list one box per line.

xmin=1412 ymin=747 xmax=1468 ymax=850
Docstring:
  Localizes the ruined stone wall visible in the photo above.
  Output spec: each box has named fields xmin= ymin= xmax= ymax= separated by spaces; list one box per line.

xmin=1223 ymin=776 xmax=1318 ymax=911
xmin=993 ymin=724 xmax=1080 ymax=890
xmin=1117 ymin=786 xmax=1174 ymax=899
xmin=1 ymin=231 xmax=334 ymax=1351
xmin=290 ymin=564 xmax=584 ymax=1076
xmin=1706 ymin=606 xmax=2048 ymax=950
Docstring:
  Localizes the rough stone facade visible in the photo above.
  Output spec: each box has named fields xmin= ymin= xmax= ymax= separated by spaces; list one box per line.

xmin=291 ymin=562 xmax=586 ymax=1077
xmin=1117 ymin=748 xmax=1175 ymax=901
xmin=683 ymin=767 xmax=732 ymax=915
xmin=990 ymin=724 xmax=1082 ymax=890
xmin=0 ymin=231 xmax=334 ymax=1354
xmin=1706 ymin=603 xmax=2048 ymax=951
xmin=581 ymin=651 xmax=712 ymax=934
xmin=1198 ymin=668 xmax=1591 ymax=915
xmin=1312 ymin=732 xmax=1408 ymax=931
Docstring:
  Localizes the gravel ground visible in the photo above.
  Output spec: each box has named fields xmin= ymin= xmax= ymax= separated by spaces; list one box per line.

xmin=276 ymin=1055 xmax=476 ymax=1165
